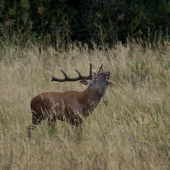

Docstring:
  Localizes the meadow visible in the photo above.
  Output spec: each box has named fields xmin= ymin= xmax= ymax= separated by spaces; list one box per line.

xmin=0 ymin=41 xmax=170 ymax=169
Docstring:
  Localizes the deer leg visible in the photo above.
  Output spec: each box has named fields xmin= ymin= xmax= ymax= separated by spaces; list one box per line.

xmin=70 ymin=116 xmax=83 ymax=142
xmin=28 ymin=113 xmax=43 ymax=138
xmin=47 ymin=115 xmax=56 ymax=131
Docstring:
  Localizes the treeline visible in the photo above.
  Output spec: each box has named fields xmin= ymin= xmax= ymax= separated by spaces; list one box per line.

xmin=0 ymin=0 xmax=170 ymax=47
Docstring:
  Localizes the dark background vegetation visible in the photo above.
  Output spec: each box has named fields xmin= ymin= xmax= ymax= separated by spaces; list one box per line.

xmin=0 ymin=0 xmax=170 ymax=48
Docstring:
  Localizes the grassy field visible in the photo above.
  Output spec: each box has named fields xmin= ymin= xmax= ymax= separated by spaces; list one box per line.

xmin=1 ymin=41 xmax=170 ymax=170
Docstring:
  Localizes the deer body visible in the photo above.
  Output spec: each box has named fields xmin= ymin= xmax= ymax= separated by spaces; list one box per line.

xmin=28 ymin=63 xmax=111 ymax=137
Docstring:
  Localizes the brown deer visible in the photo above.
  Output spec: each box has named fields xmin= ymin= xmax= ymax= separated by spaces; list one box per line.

xmin=28 ymin=63 xmax=112 ymax=137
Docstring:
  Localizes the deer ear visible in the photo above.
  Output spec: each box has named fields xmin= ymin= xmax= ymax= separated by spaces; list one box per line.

xmin=80 ymin=80 xmax=91 ymax=85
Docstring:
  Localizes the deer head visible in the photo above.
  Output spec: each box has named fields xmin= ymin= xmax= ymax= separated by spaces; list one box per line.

xmin=49 ymin=62 xmax=111 ymax=96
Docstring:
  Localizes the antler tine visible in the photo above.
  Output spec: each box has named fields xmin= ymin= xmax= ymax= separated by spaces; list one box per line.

xmin=59 ymin=67 xmax=68 ymax=78
xmin=74 ymin=62 xmax=92 ymax=78
xmin=48 ymin=71 xmax=53 ymax=81
xmin=73 ymin=67 xmax=82 ymax=77
xmin=97 ymin=62 xmax=103 ymax=75
xmin=92 ymin=69 xmax=97 ymax=76
xmin=48 ymin=63 xmax=93 ymax=82
xmin=48 ymin=71 xmax=52 ymax=76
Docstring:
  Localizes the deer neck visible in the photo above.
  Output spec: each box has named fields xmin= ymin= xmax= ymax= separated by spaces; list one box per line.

xmin=81 ymin=85 xmax=106 ymax=105
xmin=77 ymin=85 xmax=105 ymax=115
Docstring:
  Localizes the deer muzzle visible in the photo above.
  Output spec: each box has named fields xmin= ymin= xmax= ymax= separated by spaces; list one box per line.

xmin=106 ymin=72 xmax=112 ymax=84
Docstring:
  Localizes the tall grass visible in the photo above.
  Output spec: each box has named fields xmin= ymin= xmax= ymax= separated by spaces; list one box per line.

xmin=0 ymin=41 xmax=170 ymax=169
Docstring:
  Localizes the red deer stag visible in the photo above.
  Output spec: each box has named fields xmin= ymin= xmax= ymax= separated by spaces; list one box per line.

xmin=28 ymin=63 xmax=112 ymax=137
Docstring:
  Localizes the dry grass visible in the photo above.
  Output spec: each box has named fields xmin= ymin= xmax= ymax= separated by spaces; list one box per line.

xmin=1 ymin=42 xmax=170 ymax=169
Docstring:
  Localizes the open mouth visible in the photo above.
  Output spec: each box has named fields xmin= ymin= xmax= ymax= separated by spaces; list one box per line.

xmin=106 ymin=72 xmax=112 ymax=84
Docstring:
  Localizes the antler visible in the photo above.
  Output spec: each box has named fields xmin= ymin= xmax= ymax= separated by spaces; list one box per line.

xmin=48 ymin=63 xmax=92 ymax=82
xmin=97 ymin=62 xmax=104 ymax=75
xmin=92 ymin=69 xmax=97 ymax=76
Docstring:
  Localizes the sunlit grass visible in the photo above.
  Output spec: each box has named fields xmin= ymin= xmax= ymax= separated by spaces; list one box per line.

xmin=0 ymin=42 xmax=170 ymax=169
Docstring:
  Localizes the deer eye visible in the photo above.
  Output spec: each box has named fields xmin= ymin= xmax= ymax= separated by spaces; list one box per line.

xmin=95 ymin=76 xmax=100 ymax=80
